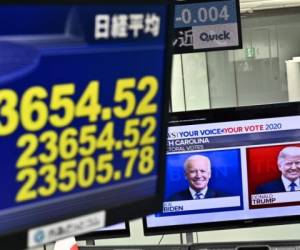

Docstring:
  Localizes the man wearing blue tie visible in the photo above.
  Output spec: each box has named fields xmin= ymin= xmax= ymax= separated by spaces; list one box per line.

xmin=168 ymin=154 xmax=225 ymax=201
xmin=256 ymin=146 xmax=300 ymax=194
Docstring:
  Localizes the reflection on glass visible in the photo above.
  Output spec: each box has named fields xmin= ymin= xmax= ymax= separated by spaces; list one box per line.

xmin=171 ymin=8 xmax=300 ymax=111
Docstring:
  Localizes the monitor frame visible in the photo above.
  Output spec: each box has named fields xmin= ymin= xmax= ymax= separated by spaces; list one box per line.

xmin=143 ymin=102 xmax=300 ymax=236
xmin=0 ymin=0 xmax=173 ymax=249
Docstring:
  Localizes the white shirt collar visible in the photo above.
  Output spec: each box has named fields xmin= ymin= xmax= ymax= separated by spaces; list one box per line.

xmin=189 ymin=186 xmax=208 ymax=199
xmin=281 ymin=176 xmax=300 ymax=191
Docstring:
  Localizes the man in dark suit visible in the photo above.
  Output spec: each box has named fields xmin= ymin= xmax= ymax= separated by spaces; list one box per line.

xmin=256 ymin=146 xmax=300 ymax=194
xmin=168 ymin=154 xmax=225 ymax=201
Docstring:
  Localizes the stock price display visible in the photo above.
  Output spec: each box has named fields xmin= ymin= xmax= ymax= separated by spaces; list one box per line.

xmin=0 ymin=76 xmax=158 ymax=203
xmin=0 ymin=5 xmax=168 ymax=231
xmin=0 ymin=6 xmax=166 ymax=221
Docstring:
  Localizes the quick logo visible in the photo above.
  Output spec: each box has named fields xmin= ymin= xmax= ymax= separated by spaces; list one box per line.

xmin=200 ymin=30 xmax=230 ymax=42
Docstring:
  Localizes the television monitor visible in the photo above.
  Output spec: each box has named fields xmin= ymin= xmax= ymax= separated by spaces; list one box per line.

xmin=144 ymin=102 xmax=300 ymax=235
xmin=76 ymin=222 xmax=130 ymax=241
xmin=0 ymin=1 xmax=172 ymax=249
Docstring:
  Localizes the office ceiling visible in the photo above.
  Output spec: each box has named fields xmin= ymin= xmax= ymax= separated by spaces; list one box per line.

xmin=240 ymin=0 xmax=300 ymax=13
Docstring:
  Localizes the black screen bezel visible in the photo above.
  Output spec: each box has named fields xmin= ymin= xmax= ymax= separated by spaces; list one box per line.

xmin=143 ymin=102 xmax=300 ymax=236
xmin=0 ymin=1 xmax=173 ymax=249
xmin=76 ymin=221 xmax=130 ymax=241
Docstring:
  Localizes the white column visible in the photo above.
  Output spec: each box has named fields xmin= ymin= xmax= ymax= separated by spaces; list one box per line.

xmin=286 ymin=57 xmax=300 ymax=102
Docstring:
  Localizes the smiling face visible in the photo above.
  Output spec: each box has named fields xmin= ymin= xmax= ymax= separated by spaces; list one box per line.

xmin=279 ymin=156 xmax=300 ymax=181
xmin=278 ymin=147 xmax=300 ymax=182
xmin=184 ymin=156 xmax=211 ymax=192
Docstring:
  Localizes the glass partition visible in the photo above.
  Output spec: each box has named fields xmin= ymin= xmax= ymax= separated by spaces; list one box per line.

xmin=171 ymin=7 xmax=300 ymax=112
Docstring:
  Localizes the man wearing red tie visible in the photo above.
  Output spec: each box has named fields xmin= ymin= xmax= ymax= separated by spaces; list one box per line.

xmin=256 ymin=146 xmax=300 ymax=194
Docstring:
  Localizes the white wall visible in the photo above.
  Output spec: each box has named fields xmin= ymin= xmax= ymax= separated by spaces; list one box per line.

xmin=181 ymin=53 xmax=210 ymax=110
xmin=171 ymin=55 xmax=186 ymax=112
xmin=207 ymin=51 xmax=237 ymax=108
xmin=171 ymin=53 xmax=210 ymax=111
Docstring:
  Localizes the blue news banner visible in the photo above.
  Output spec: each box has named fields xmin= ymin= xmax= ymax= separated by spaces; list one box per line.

xmin=0 ymin=5 xmax=168 ymax=235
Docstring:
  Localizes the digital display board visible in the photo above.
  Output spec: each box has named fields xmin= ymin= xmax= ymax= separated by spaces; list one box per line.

xmin=0 ymin=1 xmax=172 ymax=249
xmin=144 ymin=103 xmax=300 ymax=235
xmin=172 ymin=0 xmax=242 ymax=54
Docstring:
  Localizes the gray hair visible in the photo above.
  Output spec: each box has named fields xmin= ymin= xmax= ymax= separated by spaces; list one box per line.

xmin=184 ymin=154 xmax=211 ymax=172
xmin=277 ymin=146 xmax=300 ymax=166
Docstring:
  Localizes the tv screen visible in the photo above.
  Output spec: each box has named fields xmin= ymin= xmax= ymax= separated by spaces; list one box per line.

xmin=76 ymin=222 xmax=130 ymax=241
xmin=144 ymin=102 xmax=300 ymax=235
xmin=0 ymin=1 xmax=172 ymax=249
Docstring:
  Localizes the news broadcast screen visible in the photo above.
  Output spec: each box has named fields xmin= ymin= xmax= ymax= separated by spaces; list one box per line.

xmin=144 ymin=103 xmax=300 ymax=234
xmin=0 ymin=1 xmax=172 ymax=249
